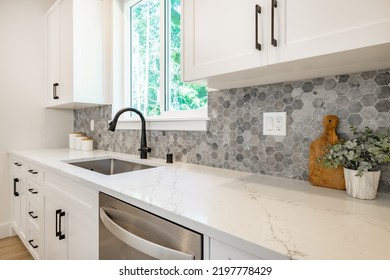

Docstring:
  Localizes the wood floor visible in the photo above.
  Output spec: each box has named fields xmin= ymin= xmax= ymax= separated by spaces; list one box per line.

xmin=0 ymin=236 xmax=33 ymax=260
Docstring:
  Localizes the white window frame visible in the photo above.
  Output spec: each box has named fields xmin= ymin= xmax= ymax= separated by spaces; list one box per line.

xmin=111 ymin=0 xmax=208 ymax=131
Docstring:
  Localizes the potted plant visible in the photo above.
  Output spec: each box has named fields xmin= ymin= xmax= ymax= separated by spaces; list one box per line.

xmin=319 ymin=126 xmax=390 ymax=199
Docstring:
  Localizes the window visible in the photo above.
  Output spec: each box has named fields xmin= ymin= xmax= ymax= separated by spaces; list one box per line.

xmin=128 ymin=0 xmax=161 ymax=116
xmin=119 ymin=0 xmax=208 ymax=130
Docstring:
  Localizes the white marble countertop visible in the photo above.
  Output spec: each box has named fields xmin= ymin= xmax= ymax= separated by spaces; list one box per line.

xmin=8 ymin=148 xmax=390 ymax=259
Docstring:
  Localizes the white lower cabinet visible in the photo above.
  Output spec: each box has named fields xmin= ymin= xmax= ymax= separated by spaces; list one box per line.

xmin=208 ymin=238 xmax=289 ymax=260
xmin=209 ymin=238 xmax=263 ymax=260
xmin=9 ymin=155 xmax=98 ymax=260
xmin=11 ymin=177 xmax=26 ymax=240
xmin=25 ymin=179 xmax=43 ymax=259
xmin=10 ymin=158 xmax=27 ymax=243
xmin=44 ymin=193 xmax=68 ymax=259
xmin=10 ymin=157 xmax=44 ymax=259
xmin=44 ymin=190 xmax=97 ymax=260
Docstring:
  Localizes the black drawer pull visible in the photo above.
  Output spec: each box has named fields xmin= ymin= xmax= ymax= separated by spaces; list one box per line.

xmin=28 ymin=239 xmax=38 ymax=249
xmin=28 ymin=188 xmax=38 ymax=194
xmin=28 ymin=211 xmax=38 ymax=219
xmin=13 ymin=178 xmax=19 ymax=197
xmin=28 ymin=170 xmax=38 ymax=175
xmin=14 ymin=162 xmax=22 ymax=167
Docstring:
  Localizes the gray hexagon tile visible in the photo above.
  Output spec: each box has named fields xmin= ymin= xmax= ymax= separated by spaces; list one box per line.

xmin=377 ymin=86 xmax=390 ymax=99
xmin=75 ymin=69 xmax=390 ymax=193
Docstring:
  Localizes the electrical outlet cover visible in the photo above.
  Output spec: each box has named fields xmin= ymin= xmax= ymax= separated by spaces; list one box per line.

xmin=263 ymin=112 xmax=286 ymax=136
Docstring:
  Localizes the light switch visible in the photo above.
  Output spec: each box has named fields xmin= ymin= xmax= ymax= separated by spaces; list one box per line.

xmin=263 ymin=112 xmax=286 ymax=136
xmin=265 ymin=117 xmax=273 ymax=131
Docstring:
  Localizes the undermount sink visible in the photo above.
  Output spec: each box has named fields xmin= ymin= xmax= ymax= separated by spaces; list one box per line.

xmin=67 ymin=158 xmax=156 ymax=175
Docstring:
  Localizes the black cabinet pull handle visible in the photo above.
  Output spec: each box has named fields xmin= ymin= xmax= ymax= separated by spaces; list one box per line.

xmin=53 ymin=83 xmax=59 ymax=99
xmin=56 ymin=209 xmax=66 ymax=240
xmin=14 ymin=162 xmax=22 ymax=167
xmin=13 ymin=178 xmax=19 ymax=197
xmin=28 ymin=188 xmax=38 ymax=195
xmin=28 ymin=169 xmax=38 ymax=175
xmin=28 ymin=239 xmax=38 ymax=249
xmin=271 ymin=0 xmax=278 ymax=47
xmin=255 ymin=4 xmax=262 ymax=51
xmin=55 ymin=209 xmax=60 ymax=237
xmin=28 ymin=211 xmax=38 ymax=219
xmin=59 ymin=211 xmax=65 ymax=240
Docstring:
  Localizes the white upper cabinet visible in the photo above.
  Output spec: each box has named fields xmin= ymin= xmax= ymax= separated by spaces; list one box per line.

xmin=182 ymin=0 xmax=390 ymax=89
xmin=46 ymin=4 xmax=60 ymax=105
xmin=45 ymin=0 xmax=109 ymax=109
xmin=268 ymin=0 xmax=390 ymax=64
xmin=182 ymin=0 xmax=268 ymax=81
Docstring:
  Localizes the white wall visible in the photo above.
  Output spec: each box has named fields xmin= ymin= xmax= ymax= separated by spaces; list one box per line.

xmin=0 ymin=0 xmax=73 ymax=238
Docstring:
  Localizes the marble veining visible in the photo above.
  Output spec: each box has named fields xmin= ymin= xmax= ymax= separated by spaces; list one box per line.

xmin=241 ymin=184 xmax=306 ymax=259
xmin=9 ymin=148 xmax=390 ymax=259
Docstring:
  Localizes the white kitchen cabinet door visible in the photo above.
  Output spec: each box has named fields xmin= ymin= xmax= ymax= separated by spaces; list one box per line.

xmin=182 ymin=0 xmax=268 ymax=82
xmin=44 ymin=194 xmax=68 ymax=259
xmin=183 ymin=0 xmax=390 ymax=89
xmin=67 ymin=209 xmax=98 ymax=260
xmin=44 ymin=191 xmax=98 ymax=260
xmin=209 ymin=238 xmax=262 ymax=260
xmin=10 ymin=160 xmax=27 ymax=241
xmin=268 ymin=0 xmax=390 ymax=64
xmin=45 ymin=3 xmax=61 ymax=105
xmin=209 ymin=238 xmax=290 ymax=260
xmin=44 ymin=0 xmax=107 ymax=109
xmin=11 ymin=178 xmax=26 ymax=240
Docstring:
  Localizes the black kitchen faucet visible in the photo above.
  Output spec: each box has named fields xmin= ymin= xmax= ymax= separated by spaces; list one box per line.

xmin=108 ymin=108 xmax=151 ymax=159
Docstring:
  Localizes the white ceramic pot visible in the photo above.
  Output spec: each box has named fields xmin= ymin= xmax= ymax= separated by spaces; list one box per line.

xmin=69 ymin=132 xmax=83 ymax=149
xmin=343 ymin=167 xmax=381 ymax=200
xmin=81 ymin=138 xmax=93 ymax=151
xmin=75 ymin=135 xmax=88 ymax=150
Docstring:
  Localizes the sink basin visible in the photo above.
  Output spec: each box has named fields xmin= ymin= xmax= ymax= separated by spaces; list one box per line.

xmin=68 ymin=158 xmax=156 ymax=175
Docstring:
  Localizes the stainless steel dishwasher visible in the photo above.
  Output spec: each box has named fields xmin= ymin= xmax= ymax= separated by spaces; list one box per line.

xmin=99 ymin=192 xmax=203 ymax=260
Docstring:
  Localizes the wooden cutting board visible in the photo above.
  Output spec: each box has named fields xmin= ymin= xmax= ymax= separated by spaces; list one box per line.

xmin=309 ymin=115 xmax=346 ymax=190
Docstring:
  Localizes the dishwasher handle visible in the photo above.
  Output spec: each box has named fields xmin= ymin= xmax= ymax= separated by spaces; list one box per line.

xmin=100 ymin=207 xmax=195 ymax=260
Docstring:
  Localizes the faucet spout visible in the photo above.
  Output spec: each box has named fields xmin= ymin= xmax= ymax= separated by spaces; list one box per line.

xmin=108 ymin=108 xmax=151 ymax=159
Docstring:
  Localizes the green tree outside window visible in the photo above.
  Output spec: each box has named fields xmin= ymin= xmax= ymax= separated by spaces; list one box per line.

xmin=129 ymin=0 xmax=207 ymax=117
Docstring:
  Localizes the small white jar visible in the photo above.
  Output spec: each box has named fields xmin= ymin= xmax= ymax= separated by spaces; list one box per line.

xmin=69 ymin=132 xmax=83 ymax=149
xmin=75 ymin=135 xmax=88 ymax=150
xmin=81 ymin=138 xmax=93 ymax=151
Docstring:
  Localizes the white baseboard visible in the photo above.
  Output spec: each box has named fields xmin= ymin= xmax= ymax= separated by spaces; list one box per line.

xmin=0 ymin=222 xmax=13 ymax=239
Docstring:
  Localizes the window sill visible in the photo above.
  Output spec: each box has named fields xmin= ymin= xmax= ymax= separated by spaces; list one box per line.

xmin=114 ymin=117 xmax=209 ymax=131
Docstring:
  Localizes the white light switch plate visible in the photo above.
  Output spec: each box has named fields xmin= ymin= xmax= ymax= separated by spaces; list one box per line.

xmin=263 ymin=112 xmax=286 ymax=136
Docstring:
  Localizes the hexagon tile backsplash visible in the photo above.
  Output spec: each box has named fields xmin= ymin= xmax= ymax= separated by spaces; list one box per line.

xmin=74 ymin=69 xmax=390 ymax=193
